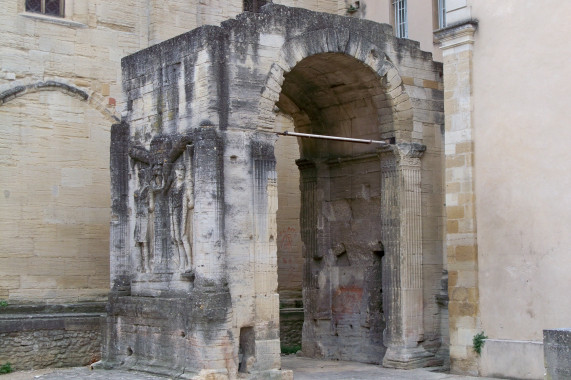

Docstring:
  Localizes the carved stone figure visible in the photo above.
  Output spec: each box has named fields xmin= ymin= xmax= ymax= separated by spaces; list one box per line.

xmin=133 ymin=166 xmax=151 ymax=272
xmin=148 ymin=163 xmax=165 ymax=269
xmin=167 ymin=161 xmax=194 ymax=272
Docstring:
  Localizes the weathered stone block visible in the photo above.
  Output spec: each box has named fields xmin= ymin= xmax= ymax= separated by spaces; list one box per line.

xmin=544 ymin=329 xmax=571 ymax=380
xmin=0 ymin=304 xmax=104 ymax=370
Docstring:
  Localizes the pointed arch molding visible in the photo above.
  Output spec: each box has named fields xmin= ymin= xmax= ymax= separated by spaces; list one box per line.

xmin=0 ymin=80 xmax=120 ymax=122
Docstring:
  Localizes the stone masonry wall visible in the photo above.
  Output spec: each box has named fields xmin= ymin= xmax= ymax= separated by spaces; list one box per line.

xmin=0 ymin=91 xmax=112 ymax=304
xmin=0 ymin=325 xmax=101 ymax=370
xmin=0 ymin=304 xmax=104 ymax=370
xmin=0 ymin=0 xmax=145 ymax=306
xmin=436 ymin=21 xmax=480 ymax=375
xmin=275 ymin=113 xmax=304 ymax=349
xmin=275 ymin=114 xmax=303 ymax=305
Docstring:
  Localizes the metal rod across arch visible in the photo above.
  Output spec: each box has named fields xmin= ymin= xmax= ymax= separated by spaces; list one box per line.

xmin=276 ymin=131 xmax=391 ymax=145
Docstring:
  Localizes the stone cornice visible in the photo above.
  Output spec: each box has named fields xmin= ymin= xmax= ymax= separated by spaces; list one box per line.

xmin=434 ymin=20 xmax=478 ymax=50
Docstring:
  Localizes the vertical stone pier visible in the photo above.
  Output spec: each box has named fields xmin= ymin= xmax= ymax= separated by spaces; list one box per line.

xmin=379 ymin=143 xmax=431 ymax=368
xmin=435 ymin=20 xmax=480 ymax=375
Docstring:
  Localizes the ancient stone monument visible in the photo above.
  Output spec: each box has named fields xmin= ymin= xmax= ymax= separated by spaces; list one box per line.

xmin=103 ymin=5 xmax=444 ymax=378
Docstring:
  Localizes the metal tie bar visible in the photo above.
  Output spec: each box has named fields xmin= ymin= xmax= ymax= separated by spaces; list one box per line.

xmin=276 ymin=131 xmax=390 ymax=145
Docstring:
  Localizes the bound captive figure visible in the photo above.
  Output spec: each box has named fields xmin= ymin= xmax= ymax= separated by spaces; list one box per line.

xmin=167 ymin=162 xmax=194 ymax=273
xmin=134 ymin=167 xmax=152 ymax=272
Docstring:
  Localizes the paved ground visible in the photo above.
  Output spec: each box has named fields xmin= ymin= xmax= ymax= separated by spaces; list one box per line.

xmin=2 ymin=357 xmax=499 ymax=380
xmin=281 ymin=357 xmax=497 ymax=380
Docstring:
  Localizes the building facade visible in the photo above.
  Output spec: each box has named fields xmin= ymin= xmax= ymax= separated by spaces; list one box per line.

xmin=436 ymin=1 xmax=571 ymax=378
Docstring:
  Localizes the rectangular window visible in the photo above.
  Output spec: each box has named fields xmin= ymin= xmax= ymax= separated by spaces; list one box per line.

xmin=25 ymin=0 xmax=64 ymax=17
xmin=438 ymin=0 xmax=446 ymax=28
xmin=393 ymin=0 xmax=408 ymax=38
xmin=243 ymin=0 xmax=267 ymax=13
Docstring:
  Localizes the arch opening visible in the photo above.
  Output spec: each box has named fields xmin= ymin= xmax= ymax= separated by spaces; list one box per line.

xmin=275 ymin=52 xmax=392 ymax=363
xmin=277 ymin=53 xmax=397 ymax=159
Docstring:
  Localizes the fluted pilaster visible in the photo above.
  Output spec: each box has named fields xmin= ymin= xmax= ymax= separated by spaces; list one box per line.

xmin=379 ymin=143 xmax=432 ymax=368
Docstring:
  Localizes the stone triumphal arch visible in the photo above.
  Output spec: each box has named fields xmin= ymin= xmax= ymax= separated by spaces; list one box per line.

xmin=104 ymin=5 xmax=444 ymax=379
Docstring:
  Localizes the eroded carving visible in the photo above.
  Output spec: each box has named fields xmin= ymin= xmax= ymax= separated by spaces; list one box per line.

xmin=129 ymin=134 xmax=194 ymax=274
xmin=134 ymin=165 xmax=152 ymax=272
xmin=166 ymin=158 xmax=194 ymax=273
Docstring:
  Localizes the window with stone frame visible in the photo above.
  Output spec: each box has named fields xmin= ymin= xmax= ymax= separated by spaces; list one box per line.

xmin=25 ymin=0 xmax=64 ymax=17
xmin=243 ymin=0 xmax=267 ymax=13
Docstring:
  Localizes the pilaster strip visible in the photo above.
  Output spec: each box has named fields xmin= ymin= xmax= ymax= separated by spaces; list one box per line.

xmin=379 ymin=143 xmax=431 ymax=368
xmin=435 ymin=20 xmax=480 ymax=375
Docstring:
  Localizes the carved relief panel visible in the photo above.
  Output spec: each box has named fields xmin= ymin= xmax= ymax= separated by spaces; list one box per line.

xmin=129 ymin=134 xmax=194 ymax=276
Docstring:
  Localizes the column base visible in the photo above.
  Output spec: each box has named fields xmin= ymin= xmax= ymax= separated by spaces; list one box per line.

xmin=382 ymin=346 xmax=433 ymax=369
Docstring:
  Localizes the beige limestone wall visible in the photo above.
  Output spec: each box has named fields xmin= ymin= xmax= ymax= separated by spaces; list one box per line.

xmin=436 ymin=19 xmax=479 ymax=374
xmin=0 ymin=0 xmax=146 ymax=304
xmin=469 ymin=1 xmax=571 ymax=377
xmin=0 ymin=0 xmax=150 ymax=97
xmin=0 ymin=91 xmax=111 ymax=304
xmin=274 ymin=114 xmax=303 ymax=305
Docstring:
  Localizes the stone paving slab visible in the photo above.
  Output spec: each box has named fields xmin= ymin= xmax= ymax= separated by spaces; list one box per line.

xmin=2 ymin=357 xmax=501 ymax=380
xmin=282 ymin=356 xmax=499 ymax=380
xmin=2 ymin=367 xmax=166 ymax=380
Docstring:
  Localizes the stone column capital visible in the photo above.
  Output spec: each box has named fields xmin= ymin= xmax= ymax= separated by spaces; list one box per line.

xmin=378 ymin=142 xmax=426 ymax=162
xmin=434 ymin=20 xmax=478 ymax=50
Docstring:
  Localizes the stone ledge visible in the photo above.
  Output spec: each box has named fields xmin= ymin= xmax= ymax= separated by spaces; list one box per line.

xmin=0 ymin=314 xmax=104 ymax=333
xmin=0 ymin=302 xmax=106 ymax=315
xmin=19 ymin=12 xmax=87 ymax=28
xmin=0 ymin=303 xmax=105 ymax=334
xmin=0 ymin=305 xmax=104 ymax=370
